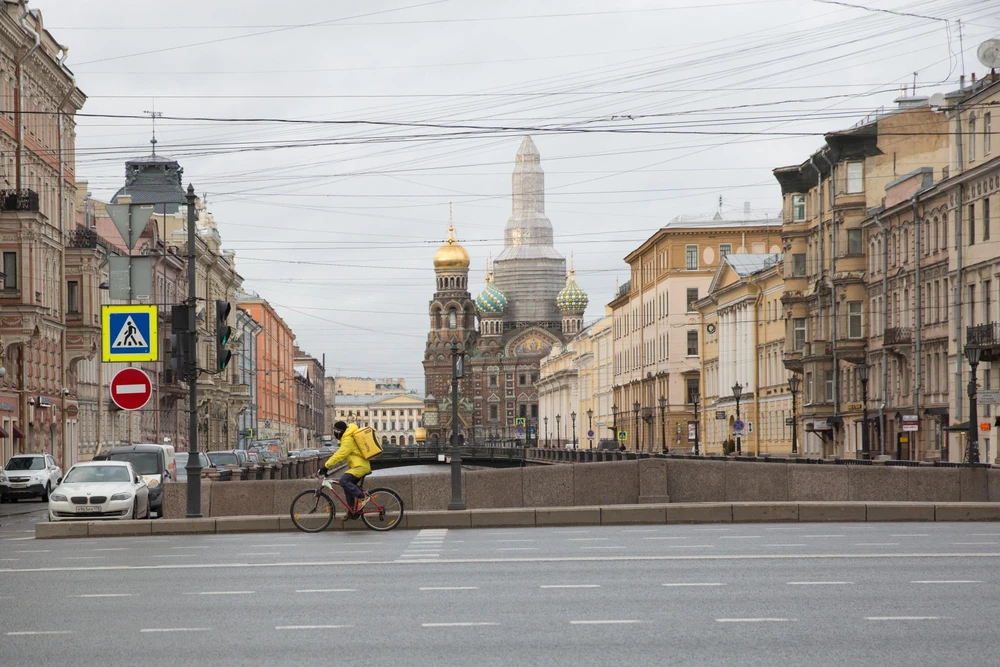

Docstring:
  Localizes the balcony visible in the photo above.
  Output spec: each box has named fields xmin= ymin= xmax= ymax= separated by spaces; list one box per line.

xmin=967 ymin=322 xmax=1000 ymax=362
xmin=884 ymin=327 xmax=912 ymax=347
xmin=783 ymin=349 xmax=804 ymax=373
xmin=0 ymin=189 xmax=39 ymax=212
xmin=803 ymin=340 xmax=832 ymax=359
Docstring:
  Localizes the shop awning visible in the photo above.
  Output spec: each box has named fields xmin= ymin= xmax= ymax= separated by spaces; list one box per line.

xmin=0 ymin=426 xmax=7 ymax=438
xmin=924 ymin=407 xmax=949 ymax=416
xmin=943 ymin=421 xmax=970 ymax=433
xmin=12 ymin=424 xmax=24 ymax=439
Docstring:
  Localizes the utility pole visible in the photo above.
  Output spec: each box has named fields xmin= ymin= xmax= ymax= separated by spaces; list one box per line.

xmin=184 ymin=185 xmax=203 ymax=517
xmin=448 ymin=342 xmax=466 ymax=510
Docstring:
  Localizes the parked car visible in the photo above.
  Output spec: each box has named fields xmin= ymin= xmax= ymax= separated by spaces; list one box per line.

xmin=245 ymin=450 xmax=262 ymax=464
xmin=0 ymin=454 xmax=63 ymax=502
xmin=172 ymin=452 xmax=213 ymax=483
xmin=233 ymin=450 xmax=249 ymax=466
xmin=104 ymin=444 xmax=174 ymax=517
xmin=206 ymin=450 xmax=241 ymax=467
xmin=48 ymin=461 xmax=149 ymax=521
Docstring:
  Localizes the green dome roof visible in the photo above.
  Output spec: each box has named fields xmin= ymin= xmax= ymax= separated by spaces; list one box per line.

xmin=476 ymin=271 xmax=507 ymax=315
xmin=557 ymin=269 xmax=588 ymax=314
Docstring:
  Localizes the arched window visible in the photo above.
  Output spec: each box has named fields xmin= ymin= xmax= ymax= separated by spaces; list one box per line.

xmin=409 ymin=435 xmax=415 ymax=445
xmin=448 ymin=308 xmax=458 ymax=329
xmin=390 ymin=436 xmax=397 ymax=445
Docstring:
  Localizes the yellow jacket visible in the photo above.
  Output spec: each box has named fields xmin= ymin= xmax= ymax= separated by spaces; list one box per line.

xmin=325 ymin=424 xmax=371 ymax=478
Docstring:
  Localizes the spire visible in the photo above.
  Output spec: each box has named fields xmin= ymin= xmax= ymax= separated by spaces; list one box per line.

xmin=143 ymin=103 xmax=163 ymax=156
xmin=511 ymin=135 xmax=545 ymax=219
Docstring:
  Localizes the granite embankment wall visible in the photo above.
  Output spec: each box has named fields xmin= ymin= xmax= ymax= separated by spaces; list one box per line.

xmin=161 ymin=459 xmax=1000 ymax=518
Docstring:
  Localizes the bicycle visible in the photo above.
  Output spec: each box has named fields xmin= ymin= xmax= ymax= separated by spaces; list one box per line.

xmin=289 ymin=473 xmax=404 ymax=533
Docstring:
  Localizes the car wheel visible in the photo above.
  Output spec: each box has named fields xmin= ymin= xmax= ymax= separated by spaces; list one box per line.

xmin=41 ymin=484 xmax=50 ymax=503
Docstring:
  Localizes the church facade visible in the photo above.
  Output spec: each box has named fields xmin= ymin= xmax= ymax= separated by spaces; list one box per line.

xmin=422 ymin=137 xmax=587 ymax=445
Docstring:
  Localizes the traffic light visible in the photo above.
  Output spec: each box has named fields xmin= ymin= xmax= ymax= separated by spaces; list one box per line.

xmin=215 ymin=300 xmax=233 ymax=371
xmin=169 ymin=304 xmax=193 ymax=381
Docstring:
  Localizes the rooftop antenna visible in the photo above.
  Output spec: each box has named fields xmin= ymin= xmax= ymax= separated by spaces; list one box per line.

xmin=958 ymin=19 xmax=966 ymax=80
xmin=912 ymin=71 xmax=918 ymax=95
xmin=143 ymin=102 xmax=163 ymax=155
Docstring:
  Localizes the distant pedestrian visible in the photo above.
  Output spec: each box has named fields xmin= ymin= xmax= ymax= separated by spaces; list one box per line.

xmin=618 ymin=443 xmax=626 ymax=453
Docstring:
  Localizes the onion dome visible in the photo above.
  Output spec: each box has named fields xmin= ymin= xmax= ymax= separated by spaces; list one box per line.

xmin=557 ymin=269 xmax=589 ymax=314
xmin=433 ymin=223 xmax=470 ymax=270
xmin=476 ymin=270 xmax=508 ymax=315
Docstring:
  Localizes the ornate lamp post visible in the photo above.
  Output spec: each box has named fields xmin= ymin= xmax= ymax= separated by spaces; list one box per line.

xmin=858 ymin=365 xmax=870 ymax=459
xmin=732 ymin=382 xmax=744 ymax=454
xmin=571 ymin=411 xmax=577 ymax=449
xmin=965 ymin=345 xmax=983 ymax=464
xmin=587 ymin=408 xmax=593 ymax=449
xmin=448 ymin=342 xmax=466 ymax=510
xmin=555 ymin=414 xmax=561 ymax=448
xmin=611 ymin=403 xmax=618 ymax=443
xmin=544 ymin=415 xmax=549 ymax=448
xmin=633 ymin=401 xmax=641 ymax=453
xmin=788 ymin=375 xmax=800 ymax=455
xmin=691 ymin=392 xmax=700 ymax=456
xmin=658 ymin=395 xmax=667 ymax=454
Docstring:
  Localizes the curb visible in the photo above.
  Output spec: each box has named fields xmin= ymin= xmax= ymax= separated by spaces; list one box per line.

xmin=34 ymin=501 xmax=1000 ymax=539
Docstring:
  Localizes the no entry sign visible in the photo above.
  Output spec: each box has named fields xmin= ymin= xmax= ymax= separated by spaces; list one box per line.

xmin=110 ymin=367 xmax=152 ymax=411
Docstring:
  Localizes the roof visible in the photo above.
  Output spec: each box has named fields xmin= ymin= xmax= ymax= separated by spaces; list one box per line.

xmin=335 ymin=393 xmax=425 ymax=407
xmin=724 ymin=253 xmax=782 ymax=277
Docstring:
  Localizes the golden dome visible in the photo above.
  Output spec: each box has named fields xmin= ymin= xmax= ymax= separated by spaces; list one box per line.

xmin=433 ymin=223 xmax=470 ymax=270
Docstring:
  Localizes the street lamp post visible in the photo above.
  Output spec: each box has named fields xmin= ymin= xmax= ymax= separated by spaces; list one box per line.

xmin=658 ymin=395 xmax=667 ymax=454
xmin=544 ymin=416 xmax=549 ymax=448
xmin=555 ymin=414 xmax=561 ymax=448
xmin=732 ymin=382 xmax=744 ymax=454
xmin=965 ymin=345 xmax=983 ymax=464
xmin=858 ymin=365 xmax=870 ymax=460
xmin=788 ymin=375 xmax=800 ymax=455
xmin=571 ymin=411 xmax=577 ymax=449
xmin=611 ymin=403 xmax=618 ymax=443
xmin=448 ymin=342 xmax=466 ymax=510
xmin=691 ymin=393 xmax=700 ymax=456
xmin=587 ymin=408 xmax=593 ymax=449
xmin=633 ymin=401 xmax=641 ymax=453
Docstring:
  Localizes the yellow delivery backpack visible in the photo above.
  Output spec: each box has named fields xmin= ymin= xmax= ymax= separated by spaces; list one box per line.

xmin=353 ymin=426 xmax=383 ymax=460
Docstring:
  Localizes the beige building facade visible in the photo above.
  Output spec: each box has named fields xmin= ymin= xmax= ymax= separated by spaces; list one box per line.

xmin=333 ymin=393 xmax=424 ymax=446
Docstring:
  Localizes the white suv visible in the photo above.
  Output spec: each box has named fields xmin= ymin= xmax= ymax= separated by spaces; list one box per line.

xmin=0 ymin=454 xmax=63 ymax=502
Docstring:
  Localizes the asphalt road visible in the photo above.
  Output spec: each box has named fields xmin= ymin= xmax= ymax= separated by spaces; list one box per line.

xmin=1 ymin=522 xmax=999 ymax=667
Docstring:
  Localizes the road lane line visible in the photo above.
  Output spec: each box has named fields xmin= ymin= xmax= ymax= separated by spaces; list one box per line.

xmin=541 ymin=584 xmax=600 ymax=589
xmin=419 ymin=587 xmax=478 ymax=591
xmin=801 ymin=535 xmax=846 ymax=538
xmin=276 ymin=625 xmax=352 ymax=630
xmin=787 ymin=581 xmax=852 ymax=585
xmin=250 ymin=544 xmax=298 ymax=548
xmin=580 ymin=546 xmax=627 ymax=550
xmin=763 ymin=544 xmax=808 ymax=547
xmin=185 ymin=591 xmax=255 ymax=596
xmin=68 ymin=593 xmax=132 ymax=598
xmin=140 ymin=628 xmax=210 ymax=633
xmin=854 ymin=543 xmax=899 ymax=546
xmin=866 ymin=616 xmax=945 ymax=621
xmin=15 ymin=550 xmax=50 ymax=553
xmin=970 ymin=533 xmax=1000 ymax=536
xmin=644 ymin=537 xmax=688 ymax=540
xmin=570 ymin=620 xmax=641 ymax=625
xmin=719 ymin=536 xmax=762 ymax=540
xmin=91 ymin=548 xmax=129 ymax=552
xmin=716 ymin=618 xmax=792 ymax=623
xmin=951 ymin=542 xmax=997 ymax=546
xmin=891 ymin=534 xmax=928 ymax=537
xmin=235 ymin=553 xmax=281 ymax=556
xmin=296 ymin=589 xmax=356 ymax=593
xmin=568 ymin=538 xmax=609 ymax=541
xmin=171 ymin=546 xmax=210 ymax=550
xmin=694 ymin=528 xmax=732 ymax=532
xmin=6 ymin=631 xmax=72 ymax=636
xmin=423 ymin=622 xmax=498 ymax=627
xmin=662 ymin=583 xmax=725 ymax=587
xmin=669 ymin=545 xmax=715 ymax=549
xmin=911 ymin=580 xmax=981 ymax=584
xmin=63 ymin=557 xmax=105 ymax=560
xmin=498 ymin=548 xmax=538 ymax=551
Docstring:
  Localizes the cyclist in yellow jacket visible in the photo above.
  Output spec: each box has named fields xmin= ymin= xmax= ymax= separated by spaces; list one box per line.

xmin=320 ymin=421 xmax=371 ymax=519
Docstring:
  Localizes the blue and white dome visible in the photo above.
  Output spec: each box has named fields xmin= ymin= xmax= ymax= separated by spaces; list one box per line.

xmin=476 ymin=271 xmax=508 ymax=315
xmin=556 ymin=269 xmax=588 ymax=314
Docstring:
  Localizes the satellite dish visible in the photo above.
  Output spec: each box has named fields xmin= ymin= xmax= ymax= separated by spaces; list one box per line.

xmin=977 ymin=39 xmax=1000 ymax=69
xmin=928 ymin=92 xmax=946 ymax=109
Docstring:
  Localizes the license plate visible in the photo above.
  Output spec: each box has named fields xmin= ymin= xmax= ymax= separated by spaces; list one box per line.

xmin=75 ymin=506 xmax=99 ymax=513
xmin=11 ymin=483 xmax=27 ymax=488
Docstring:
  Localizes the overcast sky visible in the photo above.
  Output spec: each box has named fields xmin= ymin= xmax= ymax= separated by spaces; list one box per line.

xmin=40 ymin=0 xmax=1000 ymax=390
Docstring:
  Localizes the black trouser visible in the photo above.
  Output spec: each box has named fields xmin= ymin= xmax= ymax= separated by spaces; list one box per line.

xmin=340 ymin=473 xmax=364 ymax=510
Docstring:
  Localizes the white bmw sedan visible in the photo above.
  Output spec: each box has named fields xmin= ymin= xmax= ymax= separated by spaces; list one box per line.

xmin=48 ymin=461 xmax=150 ymax=521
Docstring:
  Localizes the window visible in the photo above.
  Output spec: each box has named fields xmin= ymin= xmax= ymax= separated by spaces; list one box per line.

xmin=847 ymin=229 xmax=862 ymax=255
xmin=719 ymin=244 xmax=732 ymax=259
xmin=686 ymin=288 xmax=699 ymax=312
xmin=686 ymin=378 xmax=699 ymax=404
xmin=685 ymin=245 xmax=698 ymax=270
xmin=489 ymin=375 xmax=497 ymax=387
xmin=806 ymin=372 xmax=814 ymax=403
xmin=824 ymin=371 xmax=834 ymax=402
xmin=970 ymin=204 xmax=976 ymax=245
xmin=519 ymin=374 xmax=526 ymax=386
xmin=986 ymin=198 xmax=992 ymax=242
xmin=987 ymin=280 xmax=993 ymax=325
xmin=67 ymin=281 xmax=80 ymax=314
xmin=519 ymin=404 xmax=527 ymax=418
xmin=970 ymin=114 xmax=977 ymax=161
xmin=986 ymin=113 xmax=992 ymax=155
xmin=792 ymin=194 xmax=806 ymax=221
xmin=489 ymin=405 xmax=497 ymax=420
xmin=969 ymin=284 xmax=976 ymax=326
xmin=793 ymin=318 xmax=806 ymax=351
xmin=792 ymin=253 xmax=806 ymax=277
xmin=848 ymin=301 xmax=862 ymax=339
xmin=531 ymin=404 xmax=538 ymax=418
xmin=686 ymin=330 xmax=698 ymax=356
xmin=448 ymin=308 xmax=457 ymax=329
xmin=1 ymin=252 xmax=16 ymax=289
xmin=846 ymin=161 xmax=864 ymax=193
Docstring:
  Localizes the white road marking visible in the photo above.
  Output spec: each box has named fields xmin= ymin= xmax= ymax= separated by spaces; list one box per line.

xmin=6 ymin=631 xmax=72 ymax=636
xmin=153 ymin=555 xmax=193 ymax=558
xmin=787 ymin=581 xmax=853 ymax=585
xmin=716 ymin=618 xmax=792 ymax=623
xmin=63 ymin=557 xmax=105 ymax=560
xmin=581 ymin=546 xmax=627 ymax=550
xmin=911 ymin=580 xmax=981 ymax=584
xmin=669 ymin=545 xmax=715 ymax=549
xmin=541 ymin=584 xmax=600 ymax=589
xmin=694 ymin=528 xmax=732 ymax=532
xmin=186 ymin=591 xmax=255 ymax=596
xmin=719 ymin=536 xmax=762 ymax=540
xmin=866 ymin=616 xmax=945 ymax=621
xmin=802 ymin=535 xmax=846 ymax=538
xmin=140 ymin=628 xmax=210 ymax=633
xmin=422 ymin=622 xmax=498 ymax=627
xmin=15 ymin=550 xmax=50 ymax=553
xmin=494 ymin=539 xmax=535 ymax=543
xmin=172 ymin=546 xmax=210 ymax=550
xmin=419 ymin=587 xmax=478 ymax=591
xmin=235 ymin=553 xmax=281 ymax=556
xmin=3 ymin=537 xmax=35 ymax=541
xmin=662 ymin=583 xmax=725 ymax=587
xmin=0 ymin=559 xmax=18 ymax=562
xmin=68 ymin=593 xmax=132 ymax=598
xmin=250 ymin=544 xmax=297 ymax=548
xmin=644 ymin=536 xmax=688 ymax=540
xmin=854 ymin=543 xmax=899 ymax=546
xmin=498 ymin=548 xmax=538 ymax=551
xmin=91 ymin=548 xmax=129 ymax=552
xmin=970 ymin=533 xmax=1000 ymax=536
xmin=951 ymin=542 xmax=997 ymax=546
xmin=763 ymin=544 xmax=808 ymax=547
xmin=276 ymin=625 xmax=352 ymax=630
xmin=570 ymin=620 xmax=641 ymax=625
xmin=296 ymin=589 xmax=356 ymax=593
xmin=568 ymin=538 xmax=609 ymax=542
xmin=891 ymin=534 xmax=928 ymax=537
xmin=622 ymin=529 xmax=661 ymax=533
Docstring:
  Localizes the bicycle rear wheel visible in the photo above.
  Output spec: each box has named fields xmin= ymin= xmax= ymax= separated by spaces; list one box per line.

xmin=290 ymin=490 xmax=335 ymax=533
xmin=359 ymin=488 xmax=404 ymax=532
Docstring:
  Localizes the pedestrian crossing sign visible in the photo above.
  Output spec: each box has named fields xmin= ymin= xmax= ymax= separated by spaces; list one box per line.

xmin=102 ymin=305 xmax=158 ymax=362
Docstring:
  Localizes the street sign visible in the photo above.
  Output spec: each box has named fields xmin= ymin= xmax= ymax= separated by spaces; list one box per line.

xmin=515 ymin=417 xmax=526 ymax=427
xmin=785 ymin=418 xmax=794 ymax=426
xmin=264 ymin=419 xmax=271 ymax=427
xmin=732 ymin=419 xmax=745 ymax=433
xmin=748 ymin=421 xmax=754 ymax=434
xmin=687 ymin=423 xmax=697 ymax=442
xmin=978 ymin=389 xmax=1000 ymax=405
xmin=106 ymin=203 xmax=155 ymax=251
xmin=102 ymin=305 xmax=158 ymax=362
xmin=516 ymin=428 xmax=525 ymax=437
xmin=587 ymin=429 xmax=595 ymax=439
xmin=108 ymin=256 xmax=154 ymax=301
xmin=715 ymin=410 xmax=726 ymax=420
xmin=902 ymin=423 xmax=919 ymax=432
xmin=618 ymin=430 xmax=627 ymax=441
xmin=902 ymin=414 xmax=918 ymax=432
xmin=110 ymin=367 xmax=152 ymax=411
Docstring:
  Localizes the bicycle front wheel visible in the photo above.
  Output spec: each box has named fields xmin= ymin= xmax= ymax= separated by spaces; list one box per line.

xmin=360 ymin=488 xmax=404 ymax=532
xmin=290 ymin=489 xmax=335 ymax=533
